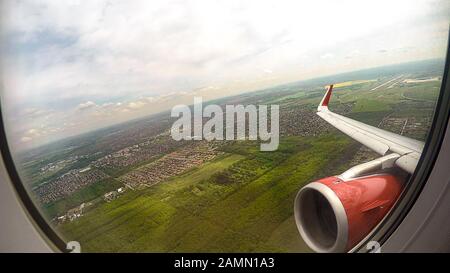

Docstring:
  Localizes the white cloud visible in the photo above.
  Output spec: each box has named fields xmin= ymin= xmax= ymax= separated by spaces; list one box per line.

xmin=20 ymin=137 xmax=32 ymax=143
xmin=127 ymin=101 xmax=146 ymax=110
xmin=320 ymin=53 xmax=334 ymax=60
xmin=76 ymin=101 xmax=97 ymax=110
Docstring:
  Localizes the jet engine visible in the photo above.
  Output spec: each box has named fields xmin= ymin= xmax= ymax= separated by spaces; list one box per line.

xmin=294 ymin=154 xmax=406 ymax=252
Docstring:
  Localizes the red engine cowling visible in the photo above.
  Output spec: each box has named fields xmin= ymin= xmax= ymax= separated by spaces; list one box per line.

xmin=294 ymin=174 xmax=404 ymax=252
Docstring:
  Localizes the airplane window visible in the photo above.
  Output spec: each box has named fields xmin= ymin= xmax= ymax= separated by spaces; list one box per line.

xmin=0 ymin=0 xmax=449 ymax=253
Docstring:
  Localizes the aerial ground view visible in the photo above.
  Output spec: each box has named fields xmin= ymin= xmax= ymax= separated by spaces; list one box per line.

xmin=16 ymin=59 xmax=443 ymax=252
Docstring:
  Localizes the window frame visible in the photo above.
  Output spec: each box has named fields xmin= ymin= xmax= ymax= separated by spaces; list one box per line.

xmin=0 ymin=34 xmax=449 ymax=254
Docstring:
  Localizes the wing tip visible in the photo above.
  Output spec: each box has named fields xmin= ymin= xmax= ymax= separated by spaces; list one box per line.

xmin=318 ymin=84 xmax=334 ymax=109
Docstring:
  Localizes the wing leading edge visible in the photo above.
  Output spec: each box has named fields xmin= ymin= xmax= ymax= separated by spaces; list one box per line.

xmin=317 ymin=85 xmax=423 ymax=174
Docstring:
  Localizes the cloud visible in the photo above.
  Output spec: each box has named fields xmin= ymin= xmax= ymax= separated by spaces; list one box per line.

xmin=76 ymin=101 xmax=97 ymax=110
xmin=20 ymin=128 xmax=45 ymax=143
xmin=127 ymin=101 xmax=146 ymax=110
xmin=344 ymin=50 xmax=361 ymax=59
xmin=21 ymin=107 xmax=55 ymax=118
xmin=320 ymin=53 xmax=334 ymax=59
xmin=20 ymin=136 xmax=32 ymax=143
xmin=1 ymin=0 xmax=448 ymax=149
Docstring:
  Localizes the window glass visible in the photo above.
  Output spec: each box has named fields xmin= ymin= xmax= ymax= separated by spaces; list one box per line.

xmin=0 ymin=0 xmax=448 ymax=252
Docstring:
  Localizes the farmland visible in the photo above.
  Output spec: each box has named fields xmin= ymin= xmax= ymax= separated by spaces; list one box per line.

xmin=59 ymin=135 xmax=356 ymax=252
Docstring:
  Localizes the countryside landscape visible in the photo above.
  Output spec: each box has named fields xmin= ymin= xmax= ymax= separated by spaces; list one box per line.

xmin=16 ymin=59 xmax=443 ymax=252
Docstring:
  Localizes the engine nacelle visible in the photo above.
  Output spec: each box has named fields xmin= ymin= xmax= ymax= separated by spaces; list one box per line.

xmin=294 ymin=173 xmax=404 ymax=252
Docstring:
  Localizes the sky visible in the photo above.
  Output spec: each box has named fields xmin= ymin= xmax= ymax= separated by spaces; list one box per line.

xmin=0 ymin=0 xmax=449 ymax=150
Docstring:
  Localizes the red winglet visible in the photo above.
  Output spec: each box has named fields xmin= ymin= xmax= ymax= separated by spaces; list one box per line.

xmin=320 ymin=84 xmax=333 ymax=107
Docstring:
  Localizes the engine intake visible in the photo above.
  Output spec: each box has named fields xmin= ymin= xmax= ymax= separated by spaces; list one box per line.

xmin=294 ymin=173 xmax=404 ymax=252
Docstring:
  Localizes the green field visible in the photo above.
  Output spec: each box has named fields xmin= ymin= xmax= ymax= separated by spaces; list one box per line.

xmin=58 ymin=135 xmax=357 ymax=252
xmin=352 ymin=99 xmax=392 ymax=113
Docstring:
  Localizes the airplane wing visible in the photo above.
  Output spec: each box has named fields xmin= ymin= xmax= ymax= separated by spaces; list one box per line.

xmin=317 ymin=85 xmax=424 ymax=174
